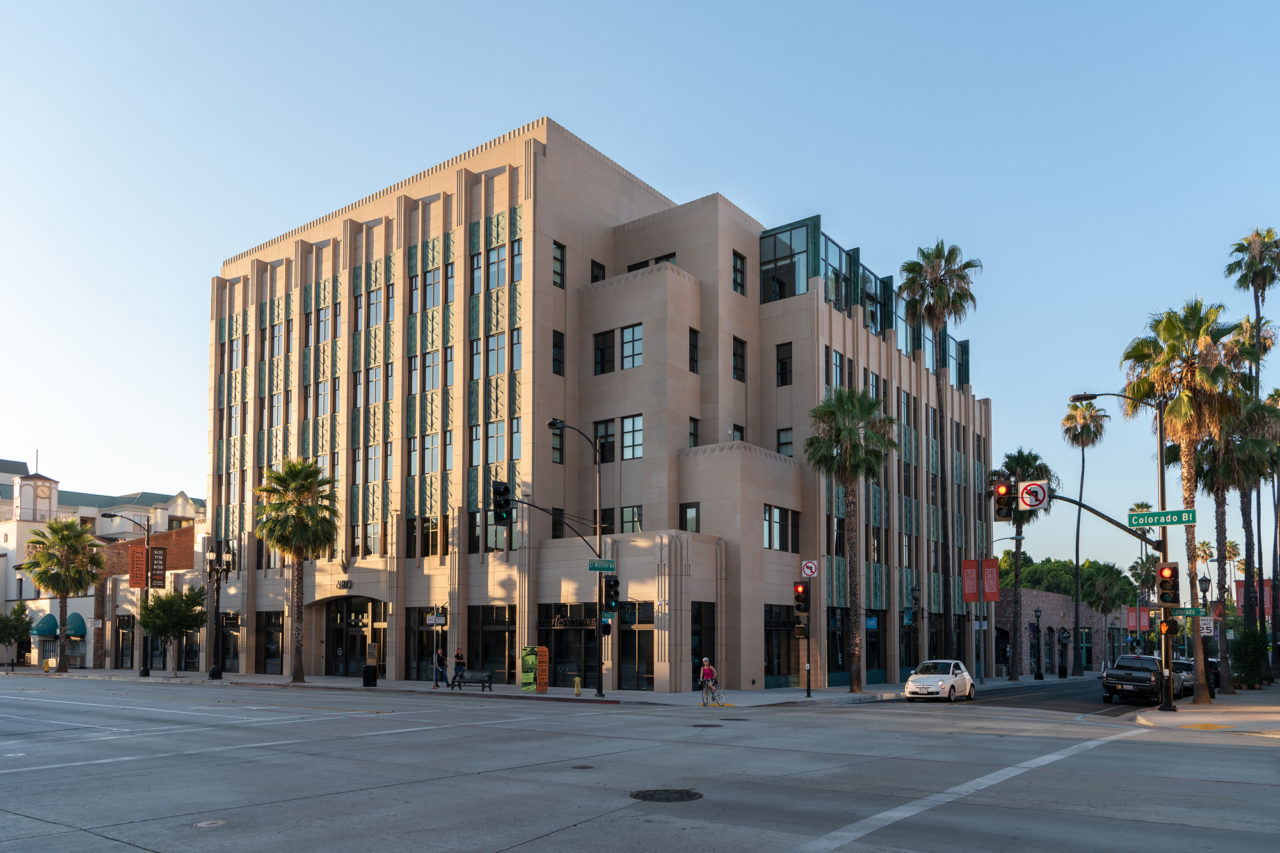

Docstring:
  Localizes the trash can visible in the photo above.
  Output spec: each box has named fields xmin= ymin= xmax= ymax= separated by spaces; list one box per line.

xmin=362 ymin=665 xmax=377 ymax=687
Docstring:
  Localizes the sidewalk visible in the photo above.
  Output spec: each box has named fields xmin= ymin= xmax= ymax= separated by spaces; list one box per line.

xmin=1133 ymin=684 xmax=1280 ymax=738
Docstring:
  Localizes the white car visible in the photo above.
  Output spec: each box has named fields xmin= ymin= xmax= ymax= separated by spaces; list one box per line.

xmin=905 ymin=659 xmax=975 ymax=702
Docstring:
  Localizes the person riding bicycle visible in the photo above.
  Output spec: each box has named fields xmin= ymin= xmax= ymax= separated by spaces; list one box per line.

xmin=699 ymin=657 xmax=718 ymax=700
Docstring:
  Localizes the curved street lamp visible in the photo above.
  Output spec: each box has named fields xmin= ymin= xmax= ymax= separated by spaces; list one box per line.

xmin=547 ymin=418 xmax=605 ymax=698
xmin=102 ymin=511 xmax=152 ymax=677
xmin=204 ymin=541 xmax=235 ymax=680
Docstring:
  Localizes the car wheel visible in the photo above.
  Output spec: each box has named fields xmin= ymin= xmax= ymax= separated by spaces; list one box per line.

xmin=907 ymin=697 xmax=916 ymax=703
xmin=947 ymin=686 xmax=956 ymax=703
xmin=966 ymin=684 xmax=975 ymax=701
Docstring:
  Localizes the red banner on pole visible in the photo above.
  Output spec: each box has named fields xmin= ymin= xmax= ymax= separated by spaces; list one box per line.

xmin=129 ymin=546 xmax=146 ymax=589
xmin=961 ymin=560 xmax=979 ymax=603
xmin=982 ymin=559 xmax=999 ymax=602
xmin=1126 ymin=606 xmax=1136 ymax=631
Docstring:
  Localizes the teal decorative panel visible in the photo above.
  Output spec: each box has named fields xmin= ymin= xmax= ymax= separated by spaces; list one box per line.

xmin=468 ymin=222 xmax=480 ymax=254
xmin=468 ymin=381 xmax=479 ymax=425
xmin=510 ymin=205 xmax=521 ymax=239
xmin=443 ymin=232 xmax=453 ymax=264
xmin=468 ymin=294 xmax=479 ymax=339
xmin=386 ymin=254 xmax=393 ymax=283
xmin=426 ymin=238 xmax=438 ymax=269
xmin=353 ymin=265 xmax=362 ymax=294
xmin=467 ymin=467 xmax=478 ymax=511
xmin=408 ymin=244 xmax=417 ymax=275
xmin=509 ymin=282 xmax=520 ymax=326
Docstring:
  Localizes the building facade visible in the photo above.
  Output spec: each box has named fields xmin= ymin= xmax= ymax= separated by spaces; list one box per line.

xmin=0 ymin=459 xmax=203 ymax=669
xmin=207 ymin=118 xmax=993 ymax=691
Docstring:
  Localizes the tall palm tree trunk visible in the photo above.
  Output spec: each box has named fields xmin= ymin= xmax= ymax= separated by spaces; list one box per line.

xmin=56 ymin=594 xmax=69 ymax=674
xmin=1273 ymin=476 xmax=1280 ymax=672
xmin=936 ymin=366 xmax=954 ymax=660
xmin=1214 ymin=488 xmax=1235 ymax=694
xmin=1010 ymin=525 xmax=1024 ymax=680
xmin=1073 ymin=446 xmax=1085 ymax=676
xmin=844 ymin=482 xmax=863 ymax=692
xmin=1241 ymin=487 xmax=1257 ymax=632
xmin=291 ymin=553 xmax=306 ymax=683
xmin=1181 ymin=441 xmax=1212 ymax=704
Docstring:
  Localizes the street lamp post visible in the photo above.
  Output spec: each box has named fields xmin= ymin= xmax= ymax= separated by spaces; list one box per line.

xmin=547 ymin=418 xmax=604 ymax=699
xmin=204 ymin=541 xmax=234 ymax=680
xmin=103 ymin=511 xmax=151 ymax=677
xmin=988 ymin=535 xmax=1023 ymax=684
xmin=1034 ymin=606 xmax=1043 ymax=680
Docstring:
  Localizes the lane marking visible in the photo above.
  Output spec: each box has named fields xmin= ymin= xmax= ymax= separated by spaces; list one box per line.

xmin=792 ymin=728 xmax=1144 ymax=852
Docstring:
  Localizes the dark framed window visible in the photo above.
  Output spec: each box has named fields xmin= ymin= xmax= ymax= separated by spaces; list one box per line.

xmin=777 ymin=428 xmax=793 ymax=457
xmin=470 ymin=338 xmax=482 ymax=380
xmin=424 ymin=268 xmax=441 ymax=309
xmin=594 ymin=419 xmax=616 ymax=463
xmin=763 ymin=504 xmax=801 ymax=553
xmin=368 ymin=289 xmax=383 ymax=326
xmin=689 ymin=417 xmax=699 ymax=448
xmin=732 ymin=424 xmax=745 ymax=441
xmin=512 ymin=239 xmax=523 ymax=282
xmin=679 ymin=502 xmax=700 ymax=533
xmin=487 ymin=333 xmax=506 ymax=377
xmin=553 ymin=330 xmax=565 ymax=376
xmin=621 ymin=506 xmax=642 ymax=533
xmin=487 ymin=245 xmax=507 ymax=290
xmin=732 ymin=337 xmax=746 ymax=382
xmin=552 ymin=508 xmax=565 ymax=538
xmin=776 ymin=342 xmax=792 ymax=386
xmin=590 ymin=260 xmax=606 ymax=282
xmin=622 ymin=415 xmax=643 ymax=459
xmin=470 ymin=253 xmax=482 ymax=295
xmin=423 ymin=350 xmax=440 ymax=391
xmin=594 ymin=330 xmax=615 ymax=375
xmin=552 ymin=242 xmax=565 ymax=289
xmin=689 ymin=328 xmax=699 ymax=374
xmin=445 ymin=347 xmax=454 ymax=386
xmin=620 ymin=323 xmax=642 ymax=369
xmin=732 ymin=251 xmax=746 ymax=295
xmin=551 ymin=430 xmax=563 ymax=464
xmin=410 ymin=274 xmax=420 ymax=314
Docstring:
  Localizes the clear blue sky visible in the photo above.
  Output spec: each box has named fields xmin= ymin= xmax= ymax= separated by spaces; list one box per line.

xmin=3 ymin=1 xmax=1278 ymax=584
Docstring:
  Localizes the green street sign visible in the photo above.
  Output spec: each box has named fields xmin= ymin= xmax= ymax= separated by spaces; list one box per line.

xmin=588 ymin=559 xmax=615 ymax=572
xmin=1128 ymin=509 xmax=1196 ymax=528
xmin=1172 ymin=607 xmax=1205 ymax=617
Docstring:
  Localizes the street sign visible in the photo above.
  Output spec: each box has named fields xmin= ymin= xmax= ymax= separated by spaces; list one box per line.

xmin=801 ymin=560 xmax=818 ymax=577
xmin=1018 ymin=480 xmax=1049 ymax=511
xmin=1172 ymin=607 xmax=1205 ymax=617
xmin=588 ymin=559 xmax=615 ymax=572
xmin=1128 ymin=509 xmax=1196 ymax=528
xmin=1200 ymin=619 xmax=1214 ymax=637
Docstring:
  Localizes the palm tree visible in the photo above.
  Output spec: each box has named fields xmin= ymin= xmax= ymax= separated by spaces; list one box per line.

xmin=804 ymin=387 xmax=898 ymax=693
xmin=1195 ymin=434 xmax=1243 ymax=694
xmin=1129 ymin=500 xmax=1154 ymax=561
xmin=899 ymin=239 xmax=982 ymax=660
xmin=1195 ymin=540 xmax=1214 ymax=565
xmin=1062 ymin=401 xmax=1108 ymax=675
xmin=990 ymin=448 xmax=1058 ymax=680
xmin=255 ymin=459 xmax=339 ymax=683
xmin=1122 ymin=298 xmax=1254 ymax=704
xmin=1265 ymin=388 xmax=1280 ymax=671
xmin=26 ymin=519 xmax=104 ymax=674
xmin=1085 ymin=564 xmax=1130 ymax=665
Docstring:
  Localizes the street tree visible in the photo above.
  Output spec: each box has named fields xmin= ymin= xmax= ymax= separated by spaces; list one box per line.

xmin=1122 ymin=298 xmax=1254 ymax=703
xmin=0 ymin=602 xmax=33 ymax=670
xmin=1129 ymin=501 xmax=1154 ymax=561
xmin=138 ymin=586 xmax=206 ymax=677
xmin=27 ymin=519 xmax=104 ymax=673
xmin=804 ymin=387 xmax=898 ymax=692
xmin=899 ymin=239 xmax=981 ymax=660
xmin=990 ymin=448 xmax=1058 ymax=680
xmin=255 ymin=459 xmax=339 ymax=683
xmin=1085 ymin=563 xmax=1133 ymax=665
xmin=1062 ymin=400 xmax=1108 ymax=675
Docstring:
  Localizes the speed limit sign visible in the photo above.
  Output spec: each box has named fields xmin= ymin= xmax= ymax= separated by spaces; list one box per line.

xmin=801 ymin=560 xmax=818 ymax=577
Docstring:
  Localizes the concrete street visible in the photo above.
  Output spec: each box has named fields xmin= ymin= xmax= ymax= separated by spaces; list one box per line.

xmin=1 ymin=674 xmax=1276 ymax=852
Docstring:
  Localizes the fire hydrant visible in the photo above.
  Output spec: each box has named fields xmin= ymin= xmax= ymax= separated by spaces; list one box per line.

xmin=573 ymin=676 xmax=581 ymax=696
xmin=43 ymin=658 xmax=51 ymax=673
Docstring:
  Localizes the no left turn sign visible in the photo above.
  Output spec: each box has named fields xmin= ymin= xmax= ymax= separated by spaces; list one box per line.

xmin=801 ymin=560 xmax=818 ymax=577
xmin=1019 ymin=480 xmax=1049 ymax=511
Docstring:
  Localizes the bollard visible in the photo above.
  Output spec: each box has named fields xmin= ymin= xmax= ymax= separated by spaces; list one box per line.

xmin=43 ymin=658 xmax=50 ymax=673
xmin=574 ymin=676 xmax=581 ymax=696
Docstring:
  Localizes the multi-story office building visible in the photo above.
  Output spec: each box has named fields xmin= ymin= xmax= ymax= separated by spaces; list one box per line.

xmin=208 ymin=118 xmax=992 ymax=692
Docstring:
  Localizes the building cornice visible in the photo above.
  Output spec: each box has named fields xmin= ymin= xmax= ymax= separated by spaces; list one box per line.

xmin=577 ymin=261 xmax=701 ymax=296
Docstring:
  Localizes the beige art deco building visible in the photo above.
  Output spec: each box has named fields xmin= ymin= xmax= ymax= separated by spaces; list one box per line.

xmin=208 ymin=118 xmax=993 ymax=692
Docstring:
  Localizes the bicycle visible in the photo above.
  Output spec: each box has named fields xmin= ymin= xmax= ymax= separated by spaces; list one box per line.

xmin=701 ymin=678 xmax=725 ymax=707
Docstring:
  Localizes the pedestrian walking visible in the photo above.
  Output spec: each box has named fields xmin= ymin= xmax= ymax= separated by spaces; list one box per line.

xmin=433 ymin=647 xmax=448 ymax=688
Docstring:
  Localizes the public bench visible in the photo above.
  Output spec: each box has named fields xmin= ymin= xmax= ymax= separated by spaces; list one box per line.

xmin=450 ymin=669 xmax=494 ymax=691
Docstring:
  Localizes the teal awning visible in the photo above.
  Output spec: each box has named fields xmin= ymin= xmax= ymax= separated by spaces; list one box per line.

xmin=66 ymin=612 xmax=87 ymax=638
xmin=32 ymin=614 xmax=58 ymax=637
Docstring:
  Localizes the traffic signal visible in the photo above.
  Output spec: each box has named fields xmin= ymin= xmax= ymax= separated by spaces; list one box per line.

xmin=1156 ymin=563 xmax=1180 ymax=608
xmin=794 ymin=623 xmax=808 ymax=639
xmin=993 ymin=480 xmax=1015 ymax=523
xmin=492 ymin=480 xmax=512 ymax=526
xmin=1160 ymin=618 xmax=1179 ymax=636
xmin=603 ymin=574 xmax=620 ymax=611
xmin=794 ymin=580 xmax=810 ymax=613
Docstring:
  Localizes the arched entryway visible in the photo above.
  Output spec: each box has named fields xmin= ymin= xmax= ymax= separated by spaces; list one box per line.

xmin=323 ymin=597 xmax=387 ymax=676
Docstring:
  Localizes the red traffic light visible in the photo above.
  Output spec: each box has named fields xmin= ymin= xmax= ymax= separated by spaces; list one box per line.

xmin=794 ymin=582 xmax=807 ymax=595
xmin=1158 ymin=565 xmax=1176 ymax=580
xmin=994 ymin=482 xmax=1011 ymax=497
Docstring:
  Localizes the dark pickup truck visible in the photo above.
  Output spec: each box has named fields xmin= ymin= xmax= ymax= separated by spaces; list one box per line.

xmin=1102 ymin=655 xmax=1184 ymax=703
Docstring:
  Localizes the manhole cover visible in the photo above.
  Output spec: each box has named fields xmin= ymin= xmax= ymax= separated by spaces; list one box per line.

xmin=631 ymin=789 xmax=702 ymax=803
xmin=692 ymin=723 xmax=721 ymax=727
xmin=571 ymin=765 xmax=594 ymax=769
xmin=194 ymin=820 xmax=227 ymax=828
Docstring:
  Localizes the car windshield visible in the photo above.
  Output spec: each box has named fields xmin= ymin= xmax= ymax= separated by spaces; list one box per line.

xmin=914 ymin=662 xmax=949 ymax=675
xmin=1113 ymin=656 xmax=1158 ymax=672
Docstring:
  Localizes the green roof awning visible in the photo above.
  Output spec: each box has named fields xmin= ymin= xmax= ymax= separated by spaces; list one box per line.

xmin=32 ymin=614 xmax=58 ymax=637
xmin=66 ymin=612 xmax=87 ymax=638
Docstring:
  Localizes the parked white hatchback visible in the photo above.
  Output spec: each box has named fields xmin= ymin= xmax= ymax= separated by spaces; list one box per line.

xmin=905 ymin=659 xmax=975 ymax=702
